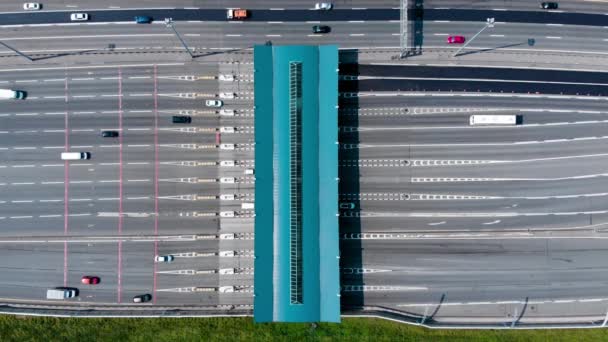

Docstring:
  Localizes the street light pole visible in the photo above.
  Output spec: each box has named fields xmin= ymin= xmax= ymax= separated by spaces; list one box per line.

xmin=0 ymin=41 xmax=33 ymax=62
xmin=399 ymin=0 xmax=408 ymax=58
xmin=452 ymin=17 xmax=494 ymax=57
xmin=164 ymin=18 xmax=195 ymax=59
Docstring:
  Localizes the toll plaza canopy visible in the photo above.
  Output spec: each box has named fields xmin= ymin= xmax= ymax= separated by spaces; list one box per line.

xmin=253 ymin=45 xmax=340 ymax=323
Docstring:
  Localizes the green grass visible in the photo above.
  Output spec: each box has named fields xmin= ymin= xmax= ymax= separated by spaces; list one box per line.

xmin=1 ymin=316 xmax=608 ymax=342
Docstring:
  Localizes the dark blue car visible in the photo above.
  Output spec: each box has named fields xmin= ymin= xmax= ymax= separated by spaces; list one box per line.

xmin=135 ymin=16 xmax=153 ymax=24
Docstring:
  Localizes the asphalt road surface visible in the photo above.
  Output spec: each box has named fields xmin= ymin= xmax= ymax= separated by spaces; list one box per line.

xmin=0 ymin=61 xmax=254 ymax=306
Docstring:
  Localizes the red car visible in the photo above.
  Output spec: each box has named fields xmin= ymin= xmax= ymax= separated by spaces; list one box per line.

xmin=81 ymin=276 xmax=100 ymax=285
xmin=447 ymin=36 xmax=466 ymax=44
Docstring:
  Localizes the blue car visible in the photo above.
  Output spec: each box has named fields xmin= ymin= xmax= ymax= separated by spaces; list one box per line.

xmin=135 ymin=16 xmax=152 ymax=24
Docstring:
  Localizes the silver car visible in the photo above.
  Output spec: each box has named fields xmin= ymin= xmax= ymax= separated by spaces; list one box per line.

xmin=23 ymin=3 xmax=41 ymax=10
xmin=154 ymin=255 xmax=175 ymax=263
xmin=315 ymin=2 xmax=333 ymax=10
xmin=70 ymin=13 xmax=89 ymax=21
xmin=205 ymin=99 xmax=224 ymax=107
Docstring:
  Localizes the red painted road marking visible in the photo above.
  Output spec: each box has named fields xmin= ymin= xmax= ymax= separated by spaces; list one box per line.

xmin=153 ymin=64 xmax=159 ymax=303
xmin=216 ymin=132 xmax=221 ymax=145
xmin=117 ymin=67 xmax=123 ymax=304
xmin=63 ymin=70 xmax=69 ymax=287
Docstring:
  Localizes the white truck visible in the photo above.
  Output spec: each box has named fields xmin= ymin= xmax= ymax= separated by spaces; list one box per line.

xmin=0 ymin=88 xmax=26 ymax=100
xmin=46 ymin=288 xmax=78 ymax=300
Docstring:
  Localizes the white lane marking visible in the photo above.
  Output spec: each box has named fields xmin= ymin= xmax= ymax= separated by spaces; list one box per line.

xmin=12 ymin=165 xmax=35 ymax=168
xmin=127 ymin=144 xmax=150 ymax=147
xmin=128 ymin=76 xmax=150 ymax=79
xmin=546 ymin=36 xmax=562 ymax=39
xmin=10 ymin=216 xmax=32 ymax=219
xmin=265 ymin=34 xmax=282 ymax=37
xmin=40 ymin=199 xmax=62 ymax=202
xmin=225 ymin=34 xmax=242 ymax=37
xmin=12 ymin=200 xmax=33 ymax=203
xmin=427 ymin=221 xmax=446 ymax=226
xmin=0 ymin=62 xmax=183 ymax=73
xmin=68 ymin=213 xmax=91 ymax=217
xmin=71 ymin=78 xmax=94 ymax=81
xmin=483 ymin=220 xmax=501 ymax=225
xmin=267 ymin=21 xmax=284 ymax=24
xmin=350 ymin=34 xmax=366 ymax=37
xmin=40 ymin=214 xmax=61 ymax=218
xmin=11 ymin=182 xmax=35 ymax=185
xmin=127 ymin=196 xmax=150 ymax=200
xmin=349 ymin=21 xmax=365 ymax=23
xmin=42 ymin=164 xmax=63 ymax=167
xmin=127 ymin=179 xmax=150 ymax=182
xmin=127 ymin=162 xmax=149 ymax=165
xmin=41 ymin=181 xmax=63 ymax=184
xmin=99 ymin=198 xmax=119 ymax=201
xmin=490 ymin=34 xmax=505 ymax=37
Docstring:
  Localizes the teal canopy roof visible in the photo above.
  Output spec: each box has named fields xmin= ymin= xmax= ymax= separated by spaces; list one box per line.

xmin=253 ymin=45 xmax=340 ymax=323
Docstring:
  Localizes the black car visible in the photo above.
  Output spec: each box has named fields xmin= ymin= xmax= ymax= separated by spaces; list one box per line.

xmin=172 ymin=116 xmax=192 ymax=124
xmin=101 ymin=131 xmax=119 ymax=138
xmin=541 ymin=2 xmax=558 ymax=9
xmin=312 ymin=25 xmax=330 ymax=34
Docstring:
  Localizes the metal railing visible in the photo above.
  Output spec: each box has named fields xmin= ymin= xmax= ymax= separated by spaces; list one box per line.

xmin=288 ymin=61 xmax=303 ymax=305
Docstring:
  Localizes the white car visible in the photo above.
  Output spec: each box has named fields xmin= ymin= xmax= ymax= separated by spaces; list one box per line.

xmin=205 ymin=99 xmax=223 ymax=107
xmin=315 ymin=2 xmax=333 ymax=10
xmin=154 ymin=255 xmax=174 ymax=263
xmin=70 ymin=13 xmax=89 ymax=21
xmin=23 ymin=3 xmax=41 ymax=10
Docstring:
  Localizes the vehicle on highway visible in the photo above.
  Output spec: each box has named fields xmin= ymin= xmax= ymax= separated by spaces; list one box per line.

xmin=469 ymin=115 xmax=520 ymax=126
xmin=226 ymin=8 xmax=248 ymax=20
xmin=339 ymin=202 xmax=356 ymax=210
xmin=218 ymin=74 xmax=234 ymax=81
xmin=70 ymin=13 xmax=89 ymax=21
xmin=46 ymin=287 xmax=78 ymax=300
xmin=101 ymin=130 xmax=119 ymax=138
xmin=133 ymin=294 xmax=152 ymax=303
xmin=172 ymin=116 xmax=191 ymax=124
xmin=23 ymin=3 xmax=41 ymax=10
xmin=541 ymin=2 xmax=558 ymax=9
xmin=135 ymin=16 xmax=152 ymax=24
xmin=81 ymin=276 xmax=100 ymax=285
xmin=61 ymin=152 xmax=91 ymax=160
xmin=0 ymin=88 xmax=26 ymax=100
xmin=315 ymin=3 xmax=333 ymax=10
xmin=219 ymin=109 xmax=235 ymax=116
xmin=447 ymin=36 xmax=466 ymax=44
xmin=312 ymin=25 xmax=331 ymax=34
xmin=205 ymin=99 xmax=224 ymax=107
xmin=155 ymin=255 xmax=175 ymax=263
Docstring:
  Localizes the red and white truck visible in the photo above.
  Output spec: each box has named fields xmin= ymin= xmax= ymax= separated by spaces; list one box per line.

xmin=227 ymin=8 xmax=248 ymax=20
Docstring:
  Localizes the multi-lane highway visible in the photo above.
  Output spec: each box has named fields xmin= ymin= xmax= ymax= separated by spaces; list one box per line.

xmin=0 ymin=62 xmax=255 ymax=306
xmin=1 ymin=0 xmax=608 ymax=326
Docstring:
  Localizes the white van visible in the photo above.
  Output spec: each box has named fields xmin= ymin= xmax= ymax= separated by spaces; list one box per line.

xmin=61 ymin=152 xmax=90 ymax=160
